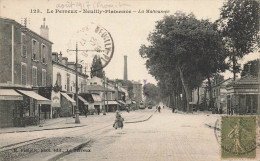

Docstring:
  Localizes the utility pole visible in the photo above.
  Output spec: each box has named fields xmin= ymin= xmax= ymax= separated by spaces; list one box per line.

xmin=103 ymin=76 xmax=106 ymax=115
xmin=67 ymin=43 xmax=104 ymax=124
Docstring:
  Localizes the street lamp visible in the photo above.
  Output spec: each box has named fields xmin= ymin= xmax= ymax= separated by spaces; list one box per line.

xmin=67 ymin=43 xmax=105 ymax=124
xmin=103 ymin=76 xmax=106 ymax=115
xmin=115 ymin=80 xmax=119 ymax=111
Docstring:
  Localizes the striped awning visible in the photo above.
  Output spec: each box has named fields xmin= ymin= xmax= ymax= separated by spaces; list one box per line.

xmin=0 ymin=89 xmax=23 ymax=100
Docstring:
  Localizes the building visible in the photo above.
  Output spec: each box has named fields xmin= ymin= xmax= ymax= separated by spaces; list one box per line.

xmin=0 ymin=17 xmax=52 ymax=127
xmin=132 ymin=81 xmax=142 ymax=107
xmin=212 ymin=78 xmax=232 ymax=114
xmin=51 ymin=52 xmax=88 ymax=117
xmin=87 ymin=77 xmax=127 ymax=112
xmin=226 ymin=75 xmax=259 ymax=115
xmin=191 ymin=81 xmax=207 ymax=110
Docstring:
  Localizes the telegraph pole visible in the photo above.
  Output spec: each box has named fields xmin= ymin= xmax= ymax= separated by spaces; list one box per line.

xmin=67 ymin=43 xmax=104 ymax=124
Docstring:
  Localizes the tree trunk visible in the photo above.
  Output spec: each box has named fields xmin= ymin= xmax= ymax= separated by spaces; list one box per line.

xmin=178 ymin=66 xmax=191 ymax=112
xmin=197 ymin=87 xmax=199 ymax=106
xmin=232 ymin=55 xmax=236 ymax=81
xmin=207 ymin=77 xmax=213 ymax=111
xmin=172 ymin=91 xmax=175 ymax=109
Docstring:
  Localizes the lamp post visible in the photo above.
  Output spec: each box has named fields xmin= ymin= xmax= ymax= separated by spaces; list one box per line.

xmin=103 ymin=76 xmax=106 ymax=115
xmin=67 ymin=43 xmax=104 ymax=124
xmin=115 ymin=80 xmax=119 ymax=111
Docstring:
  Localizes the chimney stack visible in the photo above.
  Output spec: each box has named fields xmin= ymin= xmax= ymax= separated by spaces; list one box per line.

xmin=124 ymin=55 xmax=128 ymax=81
xmin=40 ymin=18 xmax=49 ymax=40
xmin=58 ymin=52 xmax=62 ymax=63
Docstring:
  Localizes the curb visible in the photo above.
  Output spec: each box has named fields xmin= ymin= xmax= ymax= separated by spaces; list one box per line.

xmin=47 ymin=139 xmax=91 ymax=161
xmin=0 ymin=137 xmax=47 ymax=152
xmin=0 ymin=125 xmax=87 ymax=134
xmin=125 ymin=110 xmax=157 ymax=123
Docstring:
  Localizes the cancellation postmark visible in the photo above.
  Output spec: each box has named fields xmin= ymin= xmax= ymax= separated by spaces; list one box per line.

xmin=67 ymin=22 xmax=114 ymax=72
xmin=216 ymin=116 xmax=258 ymax=159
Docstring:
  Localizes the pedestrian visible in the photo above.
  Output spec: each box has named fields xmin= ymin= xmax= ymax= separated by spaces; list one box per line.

xmin=172 ymin=107 xmax=175 ymax=113
xmin=163 ymin=106 xmax=164 ymax=109
xmin=97 ymin=107 xmax=100 ymax=115
xmin=158 ymin=106 xmax=161 ymax=113
xmin=113 ymin=110 xmax=124 ymax=129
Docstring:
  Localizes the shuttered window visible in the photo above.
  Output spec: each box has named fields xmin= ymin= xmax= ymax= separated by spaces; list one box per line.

xmin=42 ymin=44 xmax=47 ymax=63
xmin=32 ymin=66 xmax=37 ymax=86
xmin=57 ymin=73 xmax=61 ymax=86
xmin=32 ymin=40 xmax=39 ymax=60
xmin=42 ymin=69 xmax=46 ymax=86
xmin=21 ymin=34 xmax=27 ymax=57
xmin=21 ymin=63 xmax=27 ymax=85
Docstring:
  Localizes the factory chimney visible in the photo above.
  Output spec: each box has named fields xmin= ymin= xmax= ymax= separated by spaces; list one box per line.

xmin=124 ymin=55 xmax=128 ymax=81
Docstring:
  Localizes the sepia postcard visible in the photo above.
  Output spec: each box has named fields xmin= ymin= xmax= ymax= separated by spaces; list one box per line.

xmin=0 ymin=0 xmax=259 ymax=160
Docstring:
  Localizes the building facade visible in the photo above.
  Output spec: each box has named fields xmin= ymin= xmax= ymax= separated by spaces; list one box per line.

xmin=132 ymin=81 xmax=142 ymax=107
xmin=212 ymin=78 xmax=232 ymax=114
xmin=52 ymin=52 xmax=88 ymax=117
xmin=226 ymin=75 xmax=259 ymax=115
xmin=0 ymin=17 xmax=52 ymax=127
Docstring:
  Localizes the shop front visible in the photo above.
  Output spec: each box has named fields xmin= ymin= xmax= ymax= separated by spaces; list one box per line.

xmin=0 ymin=89 xmax=51 ymax=128
xmin=226 ymin=75 xmax=259 ymax=115
xmin=0 ymin=89 xmax=23 ymax=128
xmin=16 ymin=90 xmax=52 ymax=126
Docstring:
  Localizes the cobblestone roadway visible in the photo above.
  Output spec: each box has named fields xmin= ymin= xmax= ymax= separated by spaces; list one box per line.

xmin=59 ymin=109 xmax=221 ymax=161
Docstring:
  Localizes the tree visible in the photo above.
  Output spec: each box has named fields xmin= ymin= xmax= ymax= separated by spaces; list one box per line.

xmin=241 ymin=59 xmax=259 ymax=77
xmin=143 ymin=83 xmax=160 ymax=104
xmin=218 ymin=0 xmax=260 ymax=80
xmin=140 ymin=12 xmax=227 ymax=112
xmin=90 ymin=55 xmax=105 ymax=78
xmin=116 ymin=79 xmax=134 ymax=99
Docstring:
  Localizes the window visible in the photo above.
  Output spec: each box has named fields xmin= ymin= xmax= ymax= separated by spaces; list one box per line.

xmin=32 ymin=39 xmax=39 ymax=60
xmin=32 ymin=66 xmax=37 ymax=86
xmin=42 ymin=69 xmax=46 ymax=86
xmin=57 ymin=73 xmax=61 ymax=86
xmin=67 ymin=74 xmax=70 ymax=92
xmin=21 ymin=63 xmax=27 ymax=85
xmin=41 ymin=44 xmax=47 ymax=64
xmin=21 ymin=33 xmax=27 ymax=57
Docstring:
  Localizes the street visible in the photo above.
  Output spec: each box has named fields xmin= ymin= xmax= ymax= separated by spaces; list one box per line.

xmin=1 ymin=108 xmax=259 ymax=161
xmin=58 ymin=108 xmax=220 ymax=161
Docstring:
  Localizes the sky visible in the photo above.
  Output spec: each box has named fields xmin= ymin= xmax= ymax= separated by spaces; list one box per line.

xmin=1 ymin=0 xmax=259 ymax=85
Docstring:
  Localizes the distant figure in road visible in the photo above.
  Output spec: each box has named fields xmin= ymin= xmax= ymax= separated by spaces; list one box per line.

xmin=97 ymin=107 xmax=100 ymax=115
xmin=163 ymin=106 xmax=164 ymax=109
xmin=158 ymin=106 xmax=161 ymax=113
xmin=113 ymin=111 xmax=124 ymax=129
xmin=172 ymin=107 xmax=175 ymax=113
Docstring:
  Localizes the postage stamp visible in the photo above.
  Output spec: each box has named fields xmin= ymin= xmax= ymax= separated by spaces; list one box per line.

xmin=221 ymin=116 xmax=258 ymax=159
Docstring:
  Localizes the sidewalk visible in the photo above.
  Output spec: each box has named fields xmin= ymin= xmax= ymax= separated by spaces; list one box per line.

xmin=0 ymin=110 xmax=155 ymax=134
xmin=0 ymin=117 xmax=86 ymax=134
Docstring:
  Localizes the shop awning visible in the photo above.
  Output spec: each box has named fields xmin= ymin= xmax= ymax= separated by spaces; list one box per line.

xmin=105 ymin=100 xmax=119 ymax=105
xmin=92 ymin=94 xmax=102 ymax=102
xmin=17 ymin=90 xmax=51 ymax=104
xmin=61 ymin=92 xmax=76 ymax=106
xmin=0 ymin=89 xmax=23 ymax=100
xmin=78 ymin=96 xmax=88 ymax=105
xmin=118 ymin=100 xmax=126 ymax=105
xmin=126 ymin=100 xmax=132 ymax=104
